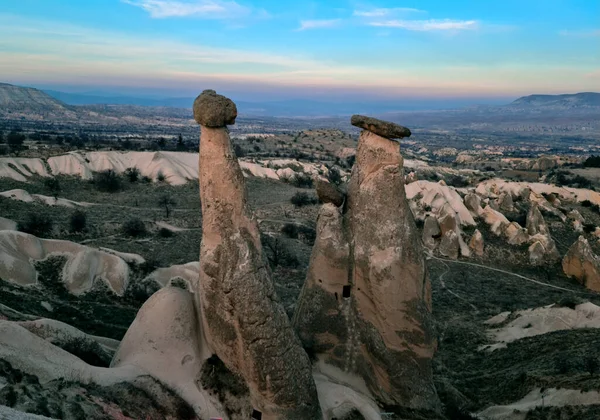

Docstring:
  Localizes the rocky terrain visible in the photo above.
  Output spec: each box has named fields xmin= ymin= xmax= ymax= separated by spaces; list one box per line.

xmin=2 ymin=88 xmax=600 ymax=419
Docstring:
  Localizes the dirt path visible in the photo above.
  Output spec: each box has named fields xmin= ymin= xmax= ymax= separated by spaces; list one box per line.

xmin=428 ymin=254 xmax=596 ymax=295
xmin=433 ymin=256 xmax=479 ymax=311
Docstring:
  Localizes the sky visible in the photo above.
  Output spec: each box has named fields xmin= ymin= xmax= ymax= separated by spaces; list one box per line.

xmin=0 ymin=0 xmax=599 ymax=103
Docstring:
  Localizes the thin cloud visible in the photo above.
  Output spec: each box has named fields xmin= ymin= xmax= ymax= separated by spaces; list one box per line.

xmin=559 ymin=29 xmax=600 ymax=37
xmin=353 ymin=7 xmax=425 ymax=17
xmin=297 ymin=19 xmax=342 ymax=31
xmin=121 ymin=0 xmax=250 ymax=19
xmin=369 ymin=19 xmax=479 ymax=31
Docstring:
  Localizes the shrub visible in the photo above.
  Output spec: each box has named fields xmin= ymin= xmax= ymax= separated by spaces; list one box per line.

xmin=446 ymin=175 xmax=470 ymax=188
xmin=298 ymin=225 xmax=316 ymax=244
xmin=261 ymin=234 xmax=300 ymax=268
xmin=557 ymin=295 xmax=584 ymax=309
xmin=584 ymin=155 xmax=600 ymax=168
xmin=158 ymin=227 xmax=175 ymax=238
xmin=156 ymin=170 xmax=166 ymax=182
xmin=122 ymin=218 xmax=147 ymax=237
xmin=327 ymin=167 xmax=342 ymax=185
xmin=281 ymin=223 xmax=299 ymax=239
xmin=43 ymin=178 xmax=61 ymax=199
xmin=585 ymin=356 xmax=600 ymax=375
xmin=137 ymin=258 xmax=160 ymax=275
xmin=141 ymin=175 xmax=152 ymax=183
xmin=291 ymin=173 xmax=314 ymax=188
xmin=70 ymin=210 xmax=87 ymax=233
xmin=124 ymin=167 xmax=141 ymax=183
xmin=584 ymin=223 xmax=597 ymax=234
xmin=554 ymin=353 xmax=571 ymax=374
xmin=158 ymin=195 xmax=176 ymax=218
xmin=234 ymin=144 xmax=246 ymax=158
xmin=18 ymin=213 xmax=53 ymax=237
xmin=93 ymin=169 xmax=123 ymax=192
xmin=291 ymin=192 xmax=317 ymax=207
xmin=581 ymin=200 xmax=593 ymax=207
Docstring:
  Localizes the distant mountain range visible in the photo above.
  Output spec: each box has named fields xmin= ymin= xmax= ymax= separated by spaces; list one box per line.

xmin=509 ymin=92 xmax=600 ymax=109
xmin=43 ymin=89 xmax=510 ymax=116
xmin=1 ymin=83 xmax=599 ymax=119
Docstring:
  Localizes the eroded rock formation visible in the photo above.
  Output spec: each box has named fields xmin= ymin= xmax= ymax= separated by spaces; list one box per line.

xmin=294 ymin=119 xmax=440 ymax=413
xmin=562 ymin=235 xmax=600 ymax=292
xmin=194 ymin=90 xmax=320 ymax=419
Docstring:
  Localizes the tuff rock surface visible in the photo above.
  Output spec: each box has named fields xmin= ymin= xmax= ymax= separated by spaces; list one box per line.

xmin=195 ymin=92 xmax=321 ymax=419
xmin=293 ymin=126 xmax=440 ymax=413
xmin=193 ymin=89 xmax=237 ymax=127
xmin=350 ymin=114 xmax=411 ymax=139
xmin=562 ymin=236 xmax=600 ymax=292
xmin=316 ymin=179 xmax=346 ymax=207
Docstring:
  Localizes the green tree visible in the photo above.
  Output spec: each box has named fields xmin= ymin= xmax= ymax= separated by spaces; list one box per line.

xmin=70 ymin=210 xmax=87 ymax=233
xmin=44 ymin=178 xmax=61 ymax=200
xmin=158 ymin=195 xmax=176 ymax=218
xmin=176 ymin=134 xmax=185 ymax=151
xmin=7 ymin=131 xmax=25 ymax=152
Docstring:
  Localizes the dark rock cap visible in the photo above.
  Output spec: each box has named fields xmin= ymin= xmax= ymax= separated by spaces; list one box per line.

xmin=193 ymin=89 xmax=237 ymax=127
xmin=316 ymin=179 xmax=345 ymax=207
xmin=351 ymin=114 xmax=411 ymax=140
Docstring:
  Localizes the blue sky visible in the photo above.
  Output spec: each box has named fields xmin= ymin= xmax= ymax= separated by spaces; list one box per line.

xmin=0 ymin=0 xmax=598 ymax=101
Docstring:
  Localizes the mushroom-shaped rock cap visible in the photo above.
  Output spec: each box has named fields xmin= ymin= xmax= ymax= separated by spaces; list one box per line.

xmin=193 ymin=89 xmax=237 ymax=127
xmin=351 ymin=114 xmax=411 ymax=140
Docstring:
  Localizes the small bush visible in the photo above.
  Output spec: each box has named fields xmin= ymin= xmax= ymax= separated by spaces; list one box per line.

xmin=298 ymin=225 xmax=316 ymax=244
xmin=446 ymin=175 xmax=470 ymax=188
xmin=327 ymin=167 xmax=342 ymax=185
xmin=70 ymin=210 xmax=87 ymax=233
xmin=585 ymin=356 xmax=600 ymax=375
xmin=291 ymin=173 xmax=314 ymax=188
xmin=141 ymin=175 xmax=152 ymax=183
xmin=557 ymin=295 xmax=584 ymax=309
xmin=137 ymin=258 xmax=160 ymax=275
xmin=584 ymin=155 xmax=600 ymax=168
xmin=93 ymin=169 xmax=123 ymax=192
xmin=234 ymin=144 xmax=246 ymax=158
xmin=281 ymin=223 xmax=299 ymax=239
xmin=291 ymin=192 xmax=317 ymax=207
xmin=43 ymin=178 xmax=61 ymax=198
xmin=18 ymin=213 xmax=53 ymax=237
xmin=582 ymin=200 xmax=593 ymax=207
xmin=555 ymin=353 xmax=571 ymax=374
xmin=124 ymin=167 xmax=141 ymax=183
xmin=122 ymin=218 xmax=147 ymax=237
xmin=584 ymin=223 xmax=597 ymax=234
xmin=158 ymin=227 xmax=175 ymax=238
xmin=261 ymin=234 xmax=300 ymax=268
xmin=156 ymin=170 xmax=166 ymax=182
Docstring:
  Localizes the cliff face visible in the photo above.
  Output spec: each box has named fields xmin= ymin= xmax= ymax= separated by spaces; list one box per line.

xmin=194 ymin=90 xmax=321 ymax=419
xmin=294 ymin=123 xmax=440 ymax=412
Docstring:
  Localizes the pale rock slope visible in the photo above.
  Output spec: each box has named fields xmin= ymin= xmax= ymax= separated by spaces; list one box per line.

xmin=482 ymin=302 xmax=600 ymax=351
xmin=1 ymin=151 xmax=336 ymax=185
xmin=0 ymin=230 xmax=133 ymax=296
xmin=0 ymin=216 xmax=17 ymax=231
xmin=143 ymin=261 xmax=200 ymax=290
xmin=477 ymin=178 xmax=600 ymax=207
xmin=0 ymin=157 xmax=49 ymax=182
xmin=478 ymin=388 xmax=600 ymax=420
xmin=0 ymin=189 xmax=91 ymax=207
xmin=112 ymin=287 xmax=224 ymax=418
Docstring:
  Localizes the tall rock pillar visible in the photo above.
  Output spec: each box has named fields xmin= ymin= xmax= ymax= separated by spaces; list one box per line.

xmin=194 ymin=90 xmax=321 ymax=419
xmin=294 ymin=115 xmax=440 ymax=413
